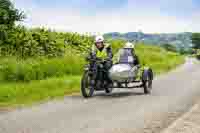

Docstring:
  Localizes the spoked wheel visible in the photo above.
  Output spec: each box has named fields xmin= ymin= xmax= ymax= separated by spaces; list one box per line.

xmin=143 ymin=75 xmax=153 ymax=94
xmin=81 ymin=71 xmax=94 ymax=98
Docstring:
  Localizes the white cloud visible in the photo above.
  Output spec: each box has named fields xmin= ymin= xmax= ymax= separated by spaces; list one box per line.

xmin=14 ymin=0 xmax=199 ymax=33
xmin=189 ymin=12 xmax=200 ymax=32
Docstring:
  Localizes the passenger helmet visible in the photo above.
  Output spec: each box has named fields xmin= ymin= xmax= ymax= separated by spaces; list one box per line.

xmin=124 ymin=42 xmax=134 ymax=49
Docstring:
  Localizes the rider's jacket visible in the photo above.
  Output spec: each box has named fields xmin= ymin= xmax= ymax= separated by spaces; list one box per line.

xmin=91 ymin=43 xmax=113 ymax=60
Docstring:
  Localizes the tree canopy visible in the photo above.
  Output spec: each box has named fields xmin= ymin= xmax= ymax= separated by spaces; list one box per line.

xmin=0 ymin=0 xmax=25 ymax=46
xmin=192 ymin=33 xmax=200 ymax=49
xmin=0 ymin=0 xmax=25 ymax=26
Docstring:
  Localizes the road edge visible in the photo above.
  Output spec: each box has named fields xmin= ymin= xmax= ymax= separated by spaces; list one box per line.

xmin=161 ymin=102 xmax=200 ymax=133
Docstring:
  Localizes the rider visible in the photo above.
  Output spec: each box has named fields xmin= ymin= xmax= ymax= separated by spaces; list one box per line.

xmin=90 ymin=35 xmax=113 ymax=86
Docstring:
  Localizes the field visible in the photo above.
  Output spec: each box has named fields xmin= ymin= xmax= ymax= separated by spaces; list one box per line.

xmin=135 ymin=44 xmax=185 ymax=74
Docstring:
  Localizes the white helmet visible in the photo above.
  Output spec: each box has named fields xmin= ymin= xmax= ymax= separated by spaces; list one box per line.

xmin=124 ymin=42 xmax=134 ymax=49
xmin=95 ymin=35 xmax=104 ymax=43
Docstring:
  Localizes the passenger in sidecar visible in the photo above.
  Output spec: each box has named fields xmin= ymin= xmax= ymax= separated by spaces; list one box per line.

xmin=117 ymin=42 xmax=140 ymax=67
xmin=109 ymin=42 xmax=141 ymax=85
xmin=109 ymin=42 xmax=153 ymax=94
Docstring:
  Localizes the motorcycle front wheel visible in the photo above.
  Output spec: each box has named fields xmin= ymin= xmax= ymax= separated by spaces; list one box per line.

xmin=81 ymin=71 xmax=95 ymax=98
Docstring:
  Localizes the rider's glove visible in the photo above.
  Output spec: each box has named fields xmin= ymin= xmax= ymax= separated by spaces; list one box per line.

xmin=105 ymin=58 xmax=112 ymax=62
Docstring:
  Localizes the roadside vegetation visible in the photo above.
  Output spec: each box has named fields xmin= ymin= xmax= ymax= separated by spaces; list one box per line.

xmin=192 ymin=33 xmax=200 ymax=59
xmin=0 ymin=76 xmax=81 ymax=107
xmin=0 ymin=0 xmax=185 ymax=107
xmin=135 ymin=44 xmax=185 ymax=74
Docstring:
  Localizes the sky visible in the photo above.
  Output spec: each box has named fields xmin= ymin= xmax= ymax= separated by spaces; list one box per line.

xmin=13 ymin=0 xmax=200 ymax=34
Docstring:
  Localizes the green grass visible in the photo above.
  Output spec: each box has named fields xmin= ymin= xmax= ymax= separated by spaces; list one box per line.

xmin=0 ymin=53 xmax=85 ymax=82
xmin=0 ymin=76 xmax=81 ymax=107
xmin=135 ymin=44 xmax=185 ymax=75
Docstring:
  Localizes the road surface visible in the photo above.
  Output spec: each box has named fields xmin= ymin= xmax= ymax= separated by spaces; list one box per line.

xmin=1 ymin=58 xmax=200 ymax=133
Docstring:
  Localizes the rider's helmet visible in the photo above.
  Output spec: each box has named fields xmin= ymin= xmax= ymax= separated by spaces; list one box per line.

xmin=95 ymin=35 xmax=104 ymax=43
xmin=124 ymin=42 xmax=134 ymax=49
xmin=95 ymin=35 xmax=104 ymax=49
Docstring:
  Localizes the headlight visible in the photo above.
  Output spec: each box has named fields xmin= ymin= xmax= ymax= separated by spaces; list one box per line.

xmin=84 ymin=65 xmax=90 ymax=70
xmin=84 ymin=67 xmax=89 ymax=70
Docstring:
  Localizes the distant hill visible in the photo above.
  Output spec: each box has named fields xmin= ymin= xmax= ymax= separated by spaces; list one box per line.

xmin=104 ymin=32 xmax=193 ymax=51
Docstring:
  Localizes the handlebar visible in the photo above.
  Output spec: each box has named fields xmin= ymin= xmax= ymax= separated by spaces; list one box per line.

xmin=86 ymin=57 xmax=111 ymax=63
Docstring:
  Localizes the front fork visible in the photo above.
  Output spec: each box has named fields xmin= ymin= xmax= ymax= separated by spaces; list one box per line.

xmin=87 ymin=63 xmax=97 ymax=87
xmin=87 ymin=62 xmax=108 ymax=89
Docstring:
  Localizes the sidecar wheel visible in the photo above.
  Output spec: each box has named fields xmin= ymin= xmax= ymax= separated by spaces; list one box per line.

xmin=81 ymin=71 xmax=94 ymax=98
xmin=142 ymin=68 xmax=153 ymax=94
xmin=143 ymin=75 xmax=152 ymax=94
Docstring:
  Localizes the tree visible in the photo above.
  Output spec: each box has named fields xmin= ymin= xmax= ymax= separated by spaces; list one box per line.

xmin=0 ymin=0 xmax=25 ymax=26
xmin=192 ymin=33 xmax=200 ymax=49
xmin=0 ymin=0 xmax=25 ymax=44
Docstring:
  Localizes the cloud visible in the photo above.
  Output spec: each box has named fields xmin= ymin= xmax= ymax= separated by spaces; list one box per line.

xmin=189 ymin=12 xmax=200 ymax=32
xmin=13 ymin=0 xmax=199 ymax=33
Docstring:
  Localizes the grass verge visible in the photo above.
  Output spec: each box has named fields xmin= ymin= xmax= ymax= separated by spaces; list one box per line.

xmin=0 ymin=54 xmax=84 ymax=82
xmin=0 ymin=76 xmax=81 ymax=107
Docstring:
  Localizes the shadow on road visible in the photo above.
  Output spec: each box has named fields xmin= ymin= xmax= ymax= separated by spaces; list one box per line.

xmin=95 ymin=91 xmax=145 ymax=99
xmin=70 ymin=90 xmax=145 ymax=100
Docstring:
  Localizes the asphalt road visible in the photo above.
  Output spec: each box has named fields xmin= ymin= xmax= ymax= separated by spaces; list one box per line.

xmin=1 ymin=58 xmax=200 ymax=133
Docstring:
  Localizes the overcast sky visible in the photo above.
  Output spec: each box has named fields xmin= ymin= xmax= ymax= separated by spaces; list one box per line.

xmin=13 ymin=0 xmax=200 ymax=34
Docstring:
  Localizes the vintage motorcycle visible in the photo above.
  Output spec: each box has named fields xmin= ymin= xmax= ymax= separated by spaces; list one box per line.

xmin=81 ymin=52 xmax=153 ymax=98
xmin=81 ymin=55 xmax=113 ymax=98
